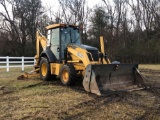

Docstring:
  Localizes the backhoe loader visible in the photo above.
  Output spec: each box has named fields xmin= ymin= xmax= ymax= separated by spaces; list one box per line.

xmin=18 ymin=24 xmax=145 ymax=96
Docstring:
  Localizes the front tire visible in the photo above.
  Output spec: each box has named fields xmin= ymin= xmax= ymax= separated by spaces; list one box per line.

xmin=60 ymin=64 xmax=76 ymax=86
xmin=40 ymin=57 xmax=52 ymax=80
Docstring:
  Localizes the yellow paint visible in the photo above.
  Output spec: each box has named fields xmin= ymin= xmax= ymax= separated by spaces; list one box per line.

xmin=67 ymin=60 xmax=81 ymax=63
xmin=35 ymin=31 xmax=47 ymax=66
xmin=45 ymin=24 xmax=77 ymax=30
xmin=50 ymin=63 xmax=63 ymax=75
xmin=67 ymin=44 xmax=99 ymax=68
xmin=17 ymin=68 xmax=40 ymax=80
xmin=73 ymin=63 xmax=85 ymax=71
xmin=41 ymin=63 xmax=47 ymax=76
xmin=62 ymin=69 xmax=69 ymax=82
xmin=100 ymin=36 xmax=105 ymax=54
xmin=99 ymin=36 xmax=111 ymax=64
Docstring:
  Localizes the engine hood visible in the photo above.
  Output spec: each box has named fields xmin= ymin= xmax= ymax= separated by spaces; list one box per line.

xmin=69 ymin=43 xmax=98 ymax=51
xmin=68 ymin=43 xmax=99 ymax=61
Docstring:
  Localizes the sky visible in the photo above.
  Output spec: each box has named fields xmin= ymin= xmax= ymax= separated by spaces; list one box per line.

xmin=40 ymin=0 xmax=104 ymax=23
xmin=41 ymin=0 xmax=103 ymax=10
xmin=0 ymin=0 xmax=103 ymax=21
xmin=0 ymin=0 xmax=102 ymax=12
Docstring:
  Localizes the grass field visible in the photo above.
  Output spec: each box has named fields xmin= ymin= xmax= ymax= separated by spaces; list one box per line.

xmin=0 ymin=65 xmax=160 ymax=120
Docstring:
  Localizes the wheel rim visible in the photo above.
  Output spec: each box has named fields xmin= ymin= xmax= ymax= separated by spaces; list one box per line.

xmin=41 ymin=63 xmax=47 ymax=76
xmin=62 ymin=69 xmax=69 ymax=82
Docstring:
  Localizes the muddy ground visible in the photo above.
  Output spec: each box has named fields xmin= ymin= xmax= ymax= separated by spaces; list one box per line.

xmin=0 ymin=65 xmax=160 ymax=120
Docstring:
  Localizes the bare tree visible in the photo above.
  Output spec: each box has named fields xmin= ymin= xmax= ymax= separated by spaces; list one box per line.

xmin=58 ymin=0 xmax=88 ymax=24
xmin=0 ymin=0 xmax=43 ymax=56
xmin=58 ymin=0 xmax=89 ymax=43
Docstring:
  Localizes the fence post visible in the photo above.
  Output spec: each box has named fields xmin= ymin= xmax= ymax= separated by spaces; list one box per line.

xmin=34 ymin=58 xmax=36 ymax=65
xmin=22 ymin=56 xmax=24 ymax=71
xmin=6 ymin=56 xmax=9 ymax=72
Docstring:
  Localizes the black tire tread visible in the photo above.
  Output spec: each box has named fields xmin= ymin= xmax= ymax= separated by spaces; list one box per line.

xmin=40 ymin=57 xmax=52 ymax=80
xmin=60 ymin=63 xmax=76 ymax=86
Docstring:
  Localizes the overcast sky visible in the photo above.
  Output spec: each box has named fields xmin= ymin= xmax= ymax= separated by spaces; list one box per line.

xmin=0 ymin=0 xmax=105 ymax=14
xmin=42 ymin=0 xmax=103 ymax=10
xmin=0 ymin=0 xmax=103 ymax=19
xmin=40 ymin=0 xmax=104 ymax=22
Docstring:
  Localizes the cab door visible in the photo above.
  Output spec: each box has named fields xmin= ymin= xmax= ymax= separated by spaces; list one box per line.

xmin=50 ymin=28 xmax=60 ymax=60
xmin=60 ymin=28 xmax=72 ymax=60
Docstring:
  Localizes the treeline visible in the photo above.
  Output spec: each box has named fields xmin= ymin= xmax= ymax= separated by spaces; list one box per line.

xmin=0 ymin=0 xmax=160 ymax=63
xmin=87 ymin=0 xmax=160 ymax=63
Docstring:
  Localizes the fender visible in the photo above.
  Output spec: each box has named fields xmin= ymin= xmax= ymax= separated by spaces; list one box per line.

xmin=40 ymin=49 xmax=57 ymax=63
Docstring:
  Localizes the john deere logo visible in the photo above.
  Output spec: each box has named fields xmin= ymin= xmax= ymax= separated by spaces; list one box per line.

xmin=77 ymin=52 xmax=84 ymax=58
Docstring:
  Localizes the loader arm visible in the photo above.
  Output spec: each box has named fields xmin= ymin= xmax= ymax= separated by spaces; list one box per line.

xmin=100 ymin=36 xmax=111 ymax=64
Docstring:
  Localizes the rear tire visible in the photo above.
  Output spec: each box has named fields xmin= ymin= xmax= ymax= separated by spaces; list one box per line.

xmin=40 ymin=57 xmax=55 ymax=80
xmin=60 ymin=64 xmax=76 ymax=86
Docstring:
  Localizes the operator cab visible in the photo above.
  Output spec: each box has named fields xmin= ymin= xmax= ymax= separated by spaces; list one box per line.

xmin=46 ymin=24 xmax=81 ymax=61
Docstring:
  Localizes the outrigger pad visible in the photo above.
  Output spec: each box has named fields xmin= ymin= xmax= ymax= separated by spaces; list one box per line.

xmin=83 ymin=64 xmax=145 ymax=96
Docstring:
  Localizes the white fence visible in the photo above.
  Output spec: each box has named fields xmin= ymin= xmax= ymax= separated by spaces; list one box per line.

xmin=0 ymin=56 xmax=36 ymax=72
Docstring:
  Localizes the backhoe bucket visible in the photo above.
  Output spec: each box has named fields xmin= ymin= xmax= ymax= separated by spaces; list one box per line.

xmin=17 ymin=68 xmax=39 ymax=80
xmin=83 ymin=64 xmax=145 ymax=96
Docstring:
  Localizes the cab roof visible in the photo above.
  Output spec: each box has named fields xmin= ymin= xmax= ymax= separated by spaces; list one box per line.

xmin=45 ymin=24 xmax=78 ymax=30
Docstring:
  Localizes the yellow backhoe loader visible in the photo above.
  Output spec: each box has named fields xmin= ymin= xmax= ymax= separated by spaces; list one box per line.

xmin=18 ymin=24 xmax=145 ymax=96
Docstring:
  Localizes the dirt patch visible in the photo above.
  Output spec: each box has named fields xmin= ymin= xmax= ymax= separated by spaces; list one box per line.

xmin=0 ymin=85 xmax=13 ymax=95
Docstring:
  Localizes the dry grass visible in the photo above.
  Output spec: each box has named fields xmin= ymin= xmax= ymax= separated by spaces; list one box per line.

xmin=0 ymin=65 xmax=160 ymax=120
xmin=139 ymin=64 xmax=160 ymax=71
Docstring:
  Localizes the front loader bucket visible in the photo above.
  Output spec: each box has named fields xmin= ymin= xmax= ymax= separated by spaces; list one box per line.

xmin=83 ymin=64 xmax=145 ymax=96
